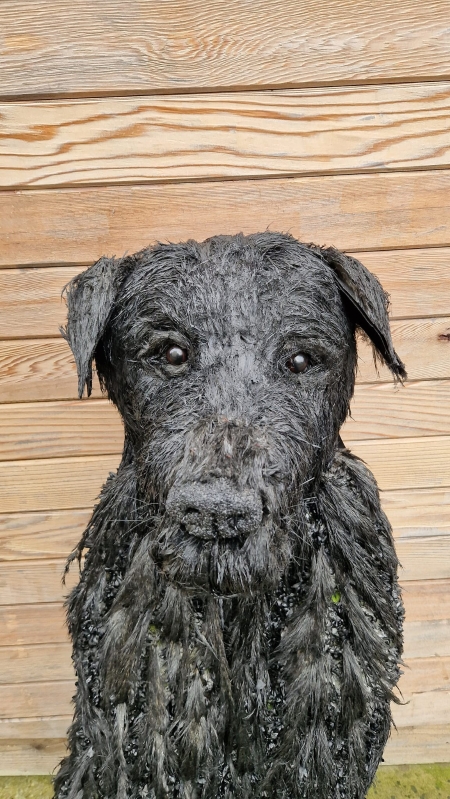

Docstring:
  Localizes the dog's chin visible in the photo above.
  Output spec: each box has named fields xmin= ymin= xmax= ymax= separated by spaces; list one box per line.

xmin=154 ymin=522 xmax=291 ymax=596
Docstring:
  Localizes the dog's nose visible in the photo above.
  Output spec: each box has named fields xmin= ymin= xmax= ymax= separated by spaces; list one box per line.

xmin=166 ymin=478 xmax=263 ymax=540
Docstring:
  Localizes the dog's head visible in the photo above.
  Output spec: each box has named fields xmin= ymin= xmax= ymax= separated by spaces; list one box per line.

xmin=64 ymin=233 xmax=404 ymax=595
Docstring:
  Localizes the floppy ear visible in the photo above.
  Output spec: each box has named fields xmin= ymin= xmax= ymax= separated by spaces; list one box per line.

xmin=62 ymin=256 xmax=123 ymax=398
xmin=311 ymin=245 xmax=406 ymax=380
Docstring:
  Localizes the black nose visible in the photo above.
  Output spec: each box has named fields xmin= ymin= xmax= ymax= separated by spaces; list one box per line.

xmin=166 ymin=478 xmax=263 ymax=540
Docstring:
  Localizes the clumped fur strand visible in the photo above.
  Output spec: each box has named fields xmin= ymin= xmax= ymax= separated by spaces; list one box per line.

xmin=55 ymin=233 xmax=404 ymax=799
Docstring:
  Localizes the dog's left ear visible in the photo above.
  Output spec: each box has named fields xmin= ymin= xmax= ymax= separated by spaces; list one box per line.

xmin=62 ymin=255 xmax=125 ymax=398
xmin=313 ymin=245 xmax=406 ymax=380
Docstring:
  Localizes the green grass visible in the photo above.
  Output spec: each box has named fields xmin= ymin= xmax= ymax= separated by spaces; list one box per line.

xmin=1 ymin=765 xmax=449 ymax=798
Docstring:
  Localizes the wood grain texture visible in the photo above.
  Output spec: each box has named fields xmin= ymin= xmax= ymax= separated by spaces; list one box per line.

xmin=0 ymin=644 xmax=73 ymax=685
xmin=384 ymin=724 xmax=450 ymax=765
xmin=1 ymin=487 xmax=449 ymax=566
xmin=0 ymin=339 xmax=100 ymax=403
xmin=2 ymin=83 xmax=450 ymax=189
xmin=0 ymin=682 xmax=74 ymax=720
xmin=0 ymin=604 xmax=68 ymax=647
xmin=1 ymin=171 xmax=450 ymax=268
xmin=0 ymin=561 xmax=78 ymax=606
xmin=0 ymin=717 xmax=71 ymax=740
xmin=1 ymin=381 xmax=449 ymax=463
xmin=3 ymin=316 xmax=450 ymax=403
xmin=1 ymin=249 xmax=450 ymax=341
xmin=2 ymin=727 xmax=449 ymax=772
xmin=0 ymin=510 xmax=90 ymax=560
xmin=0 ymin=400 xmax=123 ymax=460
xmin=344 ymin=380 xmax=450 ymax=442
xmin=1 ymin=1 xmax=450 ymax=99
xmin=0 ymin=738 xmax=67 ymax=776
xmin=350 ymin=435 xmax=450 ymax=491
xmin=383 ymin=487 xmax=450 ymax=541
xmin=0 ymin=436 xmax=448 ymax=514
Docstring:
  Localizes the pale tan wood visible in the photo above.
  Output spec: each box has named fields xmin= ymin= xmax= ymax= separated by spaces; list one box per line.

xmin=0 ymin=716 xmax=70 ymax=740
xmin=401 ymin=579 xmax=450 ymax=622
xmin=2 ymin=728 xmax=449 ymax=772
xmin=398 ymin=656 xmax=450 ymax=696
xmin=1 ymin=249 xmax=450 ymax=340
xmin=1 ymin=381 xmax=449 ymax=464
xmin=355 ymin=248 xmax=450 ymax=320
xmin=0 ymin=681 xmax=74 ymax=720
xmin=0 ymin=339 xmax=102 ymax=403
xmin=0 ymin=579 xmax=445 ymax=649
xmin=0 ymin=561 xmax=79 ymax=606
xmin=2 ymin=83 xmax=450 ymax=189
xmin=0 ymin=738 xmax=67 ymax=776
xmin=396 ymin=537 xmax=450 ymax=583
xmin=0 ymin=604 xmax=68 ymax=646
xmin=0 ymin=510 xmax=90 ymax=560
xmin=2 ymin=171 xmax=450 ymax=268
xmin=0 ymin=643 xmax=73 ymax=684
xmin=0 ymin=400 xmax=123 ymax=460
xmin=0 ymin=680 xmax=447 ymax=731
xmin=0 ymin=631 xmax=446 ymax=688
xmin=384 ymin=724 xmax=450 ymax=765
xmin=1 ymin=1 xmax=450 ymax=98
xmin=403 ymin=620 xmax=450 ymax=660
xmin=1 ymin=436 xmax=448 ymax=515
xmin=391 ymin=690 xmax=450 ymax=728
xmin=356 ymin=318 xmax=450 ymax=384
xmin=0 ymin=454 xmax=120 ymax=513
xmin=383 ymin=488 xmax=450 ymax=540
xmin=0 ymin=265 xmax=80 ymax=338
xmin=344 ymin=380 xmax=450 ymax=442
xmin=350 ymin=435 xmax=450 ymax=491
xmin=2 ymin=315 xmax=449 ymax=403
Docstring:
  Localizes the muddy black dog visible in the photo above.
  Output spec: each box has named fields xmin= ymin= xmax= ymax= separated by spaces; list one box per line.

xmin=55 ymin=233 xmax=405 ymax=799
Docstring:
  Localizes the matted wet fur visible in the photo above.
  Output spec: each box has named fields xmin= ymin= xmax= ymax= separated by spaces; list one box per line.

xmin=55 ymin=233 xmax=405 ymax=799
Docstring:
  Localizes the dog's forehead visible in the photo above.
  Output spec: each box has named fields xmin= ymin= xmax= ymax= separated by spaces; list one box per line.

xmin=128 ymin=236 xmax=342 ymax=336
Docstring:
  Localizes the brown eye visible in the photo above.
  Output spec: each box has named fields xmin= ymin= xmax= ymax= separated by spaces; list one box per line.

xmin=166 ymin=345 xmax=188 ymax=366
xmin=286 ymin=352 xmax=310 ymax=374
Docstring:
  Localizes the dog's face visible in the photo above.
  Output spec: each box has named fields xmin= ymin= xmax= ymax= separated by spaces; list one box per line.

xmin=65 ymin=233 xmax=405 ymax=596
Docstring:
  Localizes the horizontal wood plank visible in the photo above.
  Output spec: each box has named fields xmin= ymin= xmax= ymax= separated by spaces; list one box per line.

xmin=0 ymin=681 xmax=74 ymax=720
xmin=382 ymin=488 xmax=450 ymax=540
xmin=2 ymin=83 xmax=450 ymax=189
xmin=0 ymin=436 xmax=448 ymax=514
xmin=0 ymin=510 xmax=90 ymax=561
xmin=0 ymin=634 xmax=448 ymax=688
xmin=0 ymin=561 xmax=79 ymax=606
xmin=344 ymin=380 xmax=450 ymax=442
xmin=0 ymin=716 xmax=71 ymax=740
xmin=396 ymin=536 xmax=450 ymax=583
xmin=350 ymin=435 xmax=450 ymax=491
xmin=1 ymin=1 xmax=450 ymax=99
xmin=2 ymin=249 xmax=450 ymax=341
xmin=3 ymin=579 xmax=448 ymax=650
xmin=0 ymin=604 xmax=68 ymax=647
xmin=0 ymin=644 xmax=73 ymax=684
xmin=3 ymin=316 xmax=450 ymax=403
xmin=1 ymin=381 xmax=449 ymax=462
xmin=0 ymin=678 xmax=448 ymax=726
xmin=0 ymin=738 xmax=66 ymax=776
xmin=1 ymin=171 xmax=450 ymax=268
xmin=2 ymin=728 xmax=449 ymax=772
xmin=384 ymin=724 xmax=450 ymax=765
xmin=0 ymin=400 xmax=122 ymax=460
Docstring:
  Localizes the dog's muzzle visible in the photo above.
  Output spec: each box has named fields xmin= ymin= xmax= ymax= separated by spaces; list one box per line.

xmin=166 ymin=477 xmax=263 ymax=540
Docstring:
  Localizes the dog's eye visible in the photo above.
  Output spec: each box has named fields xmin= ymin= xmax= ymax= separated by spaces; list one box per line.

xmin=166 ymin=345 xmax=188 ymax=366
xmin=286 ymin=352 xmax=310 ymax=374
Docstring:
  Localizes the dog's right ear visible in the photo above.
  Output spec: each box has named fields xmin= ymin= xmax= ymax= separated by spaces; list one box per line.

xmin=62 ymin=256 xmax=123 ymax=398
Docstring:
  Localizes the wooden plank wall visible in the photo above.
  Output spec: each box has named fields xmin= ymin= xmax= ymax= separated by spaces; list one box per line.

xmin=0 ymin=0 xmax=449 ymax=775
